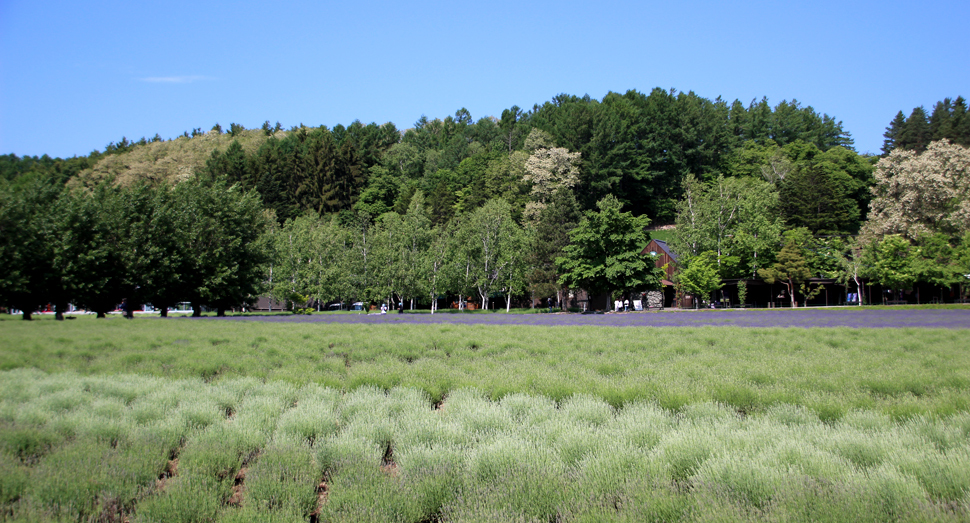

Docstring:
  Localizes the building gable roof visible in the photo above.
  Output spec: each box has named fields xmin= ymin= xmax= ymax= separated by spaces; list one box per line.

xmin=645 ymin=239 xmax=679 ymax=263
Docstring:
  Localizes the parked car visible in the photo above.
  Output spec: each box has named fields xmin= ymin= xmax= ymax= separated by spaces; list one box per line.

xmin=350 ymin=302 xmax=364 ymax=311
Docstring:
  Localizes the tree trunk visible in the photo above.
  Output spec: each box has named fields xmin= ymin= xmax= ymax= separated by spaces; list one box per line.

xmin=192 ymin=303 xmax=202 ymax=317
xmin=21 ymin=310 xmax=32 ymax=320
xmin=96 ymin=312 xmax=105 ymax=318
xmin=217 ymin=307 xmax=226 ymax=317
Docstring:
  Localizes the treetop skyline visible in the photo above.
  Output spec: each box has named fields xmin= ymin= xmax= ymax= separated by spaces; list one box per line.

xmin=1 ymin=0 xmax=966 ymax=159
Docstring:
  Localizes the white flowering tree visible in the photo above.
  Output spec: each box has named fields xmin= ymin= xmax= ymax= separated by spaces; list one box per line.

xmin=863 ymin=139 xmax=970 ymax=243
xmin=522 ymin=145 xmax=581 ymax=222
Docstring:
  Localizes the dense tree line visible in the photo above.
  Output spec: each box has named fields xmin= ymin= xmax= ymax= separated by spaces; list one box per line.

xmin=194 ymin=89 xmax=855 ymax=227
xmin=205 ymin=122 xmax=398 ymax=222
xmin=529 ymin=90 xmax=853 ymax=222
xmin=0 ymin=174 xmax=660 ymax=317
xmin=10 ymin=88 xmax=969 ymax=314
xmin=0 ymin=176 xmax=269 ymax=319
xmin=4 ymin=88 xmax=855 ymax=229
xmin=0 ymin=153 xmax=100 ymax=188
xmin=265 ymin=191 xmax=660 ymax=313
xmin=671 ymin=139 xmax=970 ymax=306
xmin=0 ymin=132 xmax=173 ymax=188
xmin=882 ymin=96 xmax=970 ymax=154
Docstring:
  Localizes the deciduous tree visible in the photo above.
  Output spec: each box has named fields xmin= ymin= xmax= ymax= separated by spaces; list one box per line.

xmin=522 ymin=141 xmax=580 ymax=222
xmin=676 ymin=251 xmax=722 ymax=308
xmin=52 ymin=182 xmax=129 ymax=318
xmin=863 ymin=140 xmax=970 ymax=243
xmin=864 ymin=234 xmax=917 ymax=301
xmin=671 ymin=174 xmax=783 ymax=278
xmin=758 ymin=240 xmax=812 ymax=308
xmin=0 ymin=179 xmax=62 ymax=319
xmin=455 ymin=199 xmax=522 ymax=310
xmin=557 ymin=195 xmax=661 ymax=300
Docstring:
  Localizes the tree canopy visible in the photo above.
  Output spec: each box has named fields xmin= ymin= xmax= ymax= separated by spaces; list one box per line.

xmin=863 ymin=140 xmax=970 ymax=243
xmin=557 ymin=195 xmax=661 ymax=299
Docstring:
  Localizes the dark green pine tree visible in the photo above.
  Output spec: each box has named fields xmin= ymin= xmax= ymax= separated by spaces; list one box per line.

xmin=779 ymin=165 xmax=859 ymax=234
xmin=769 ymin=100 xmax=807 ymax=146
xmin=953 ymin=96 xmax=970 ymax=146
xmin=251 ymin=136 xmax=298 ymax=222
xmin=294 ymin=128 xmax=338 ymax=215
xmin=527 ymin=188 xmax=582 ymax=303
xmin=499 ymin=105 xmax=525 ymax=156
xmin=882 ymin=111 xmax=906 ymax=155
xmin=427 ymin=181 xmax=456 ymax=226
xmin=224 ymin=141 xmax=250 ymax=184
xmin=204 ymin=141 xmax=250 ymax=186
xmin=929 ymin=99 xmax=954 ymax=142
xmin=728 ymin=99 xmax=749 ymax=141
xmin=899 ymin=106 xmax=931 ymax=153
xmin=745 ymin=97 xmax=774 ymax=144
xmin=631 ymin=88 xmax=685 ymax=221
xmin=341 ymin=141 xmax=367 ymax=212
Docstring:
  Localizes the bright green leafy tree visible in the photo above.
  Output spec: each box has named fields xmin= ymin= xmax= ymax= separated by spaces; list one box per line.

xmin=455 ymin=199 xmax=523 ymax=310
xmin=671 ymin=174 xmax=783 ymax=279
xmin=912 ymin=233 xmax=963 ymax=302
xmin=557 ymin=195 xmax=662 ymax=302
xmin=677 ymin=251 xmax=723 ymax=308
xmin=864 ymin=234 xmax=917 ymax=303
xmin=758 ymin=240 xmax=813 ymax=308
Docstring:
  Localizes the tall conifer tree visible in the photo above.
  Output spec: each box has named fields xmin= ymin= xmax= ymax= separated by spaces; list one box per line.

xmin=882 ymin=111 xmax=906 ymax=155
xmin=899 ymin=107 xmax=931 ymax=153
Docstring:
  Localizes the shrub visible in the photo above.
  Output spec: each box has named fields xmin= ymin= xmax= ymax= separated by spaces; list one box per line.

xmin=133 ymin=473 xmax=221 ymax=523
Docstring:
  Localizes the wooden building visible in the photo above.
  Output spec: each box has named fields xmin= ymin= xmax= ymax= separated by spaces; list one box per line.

xmin=641 ymin=239 xmax=679 ymax=307
xmin=642 ymin=239 xmax=678 ymax=284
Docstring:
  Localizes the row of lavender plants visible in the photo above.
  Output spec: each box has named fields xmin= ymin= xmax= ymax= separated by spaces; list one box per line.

xmin=3 ymin=319 xmax=968 ymax=421
xmin=1 ymin=369 xmax=968 ymax=522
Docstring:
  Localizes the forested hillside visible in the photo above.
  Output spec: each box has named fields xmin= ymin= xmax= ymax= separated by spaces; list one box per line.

xmin=201 ymin=89 xmax=857 ymax=225
xmin=4 ymin=88 xmax=856 ymax=224
xmin=2 ymin=88 xmax=969 ymax=315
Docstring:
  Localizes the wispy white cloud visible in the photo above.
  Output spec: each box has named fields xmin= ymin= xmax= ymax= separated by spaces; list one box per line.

xmin=138 ymin=75 xmax=211 ymax=84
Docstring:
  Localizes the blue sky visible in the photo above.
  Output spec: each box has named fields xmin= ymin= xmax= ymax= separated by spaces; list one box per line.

xmin=1 ymin=0 xmax=967 ymax=159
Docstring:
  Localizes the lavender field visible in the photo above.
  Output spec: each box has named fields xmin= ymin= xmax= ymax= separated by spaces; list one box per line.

xmin=216 ymin=307 xmax=970 ymax=329
xmin=1 ymin=310 xmax=969 ymax=521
